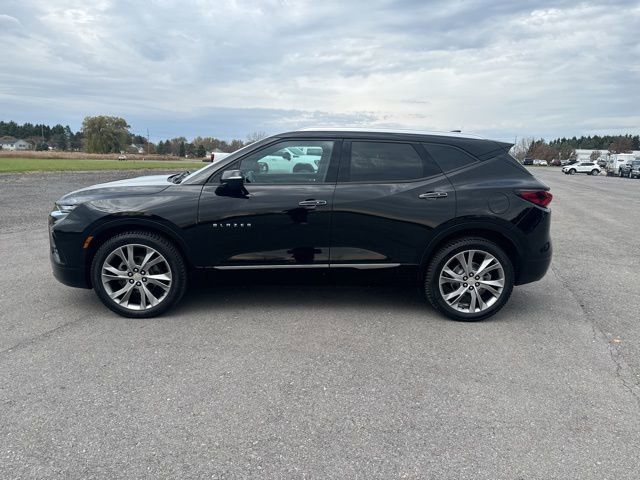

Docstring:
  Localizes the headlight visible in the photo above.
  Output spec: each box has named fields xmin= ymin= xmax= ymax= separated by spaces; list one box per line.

xmin=54 ymin=202 xmax=77 ymax=213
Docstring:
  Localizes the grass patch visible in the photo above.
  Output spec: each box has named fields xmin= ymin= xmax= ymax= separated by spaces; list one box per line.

xmin=0 ymin=158 xmax=205 ymax=173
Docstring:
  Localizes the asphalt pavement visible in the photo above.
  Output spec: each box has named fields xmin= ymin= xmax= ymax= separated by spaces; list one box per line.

xmin=1 ymin=168 xmax=639 ymax=479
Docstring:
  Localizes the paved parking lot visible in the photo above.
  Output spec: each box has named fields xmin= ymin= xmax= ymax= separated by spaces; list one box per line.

xmin=1 ymin=168 xmax=639 ymax=479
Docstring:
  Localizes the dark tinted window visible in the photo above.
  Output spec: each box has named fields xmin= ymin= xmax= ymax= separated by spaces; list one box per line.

xmin=423 ymin=143 xmax=477 ymax=172
xmin=348 ymin=142 xmax=437 ymax=182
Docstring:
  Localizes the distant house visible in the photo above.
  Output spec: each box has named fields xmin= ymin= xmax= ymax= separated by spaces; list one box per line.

xmin=130 ymin=143 xmax=145 ymax=154
xmin=0 ymin=137 xmax=33 ymax=151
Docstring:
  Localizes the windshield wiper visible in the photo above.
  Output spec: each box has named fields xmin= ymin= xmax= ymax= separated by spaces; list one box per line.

xmin=169 ymin=171 xmax=190 ymax=184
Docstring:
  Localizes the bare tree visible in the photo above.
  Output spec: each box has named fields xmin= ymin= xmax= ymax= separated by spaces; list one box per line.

xmin=590 ymin=150 xmax=601 ymax=162
xmin=512 ymin=137 xmax=534 ymax=161
xmin=609 ymin=136 xmax=634 ymax=154
xmin=246 ymin=131 xmax=267 ymax=143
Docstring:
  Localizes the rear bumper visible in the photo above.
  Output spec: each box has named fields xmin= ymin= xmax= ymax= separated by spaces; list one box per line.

xmin=515 ymin=245 xmax=552 ymax=285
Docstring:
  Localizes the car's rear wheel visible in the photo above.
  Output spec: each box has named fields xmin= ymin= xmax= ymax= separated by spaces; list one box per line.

xmin=293 ymin=164 xmax=314 ymax=173
xmin=424 ymin=238 xmax=514 ymax=321
xmin=91 ymin=231 xmax=187 ymax=318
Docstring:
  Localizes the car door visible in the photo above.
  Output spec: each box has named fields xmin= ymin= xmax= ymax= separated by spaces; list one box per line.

xmin=195 ymin=138 xmax=340 ymax=267
xmin=330 ymin=139 xmax=455 ymax=266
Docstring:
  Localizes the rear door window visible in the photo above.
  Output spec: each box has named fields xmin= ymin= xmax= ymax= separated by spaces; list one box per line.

xmin=345 ymin=141 xmax=440 ymax=182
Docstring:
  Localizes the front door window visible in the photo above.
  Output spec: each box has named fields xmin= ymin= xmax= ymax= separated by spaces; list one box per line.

xmin=237 ymin=140 xmax=334 ymax=184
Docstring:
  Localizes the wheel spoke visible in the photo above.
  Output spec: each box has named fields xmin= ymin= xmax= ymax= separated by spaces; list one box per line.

xmin=441 ymin=266 xmax=463 ymax=281
xmin=478 ymin=284 xmax=501 ymax=298
xmin=102 ymin=265 xmax=129 ymax=279
xmin=119 ymin=284 xmax=135 ymax=306
xmin=139 ymin=249 xmax=156 ymax=270
xmin=141 ymin=283 xmax=160 ymax=306
xmin=144 ymin=256 xmax=164 ymax=270
xmin=443 ymin=286 xmax=466 ymax=304
xmin=475 ymin=255 xmax=496 ymax=276
xmin=109 ymin=282 xmax=134 ymax=300
xmin=138 ymin=286 xmax=147 ymax=309
xmin=454 ymin=252 xmax=470 ymax=274
xmin=146 ymin=278 xmax=171 ymax=291
xmin=468 ymin=289 xmax=477 ymax=312
xmin=476 ymin=293 xmax=488 ymax=310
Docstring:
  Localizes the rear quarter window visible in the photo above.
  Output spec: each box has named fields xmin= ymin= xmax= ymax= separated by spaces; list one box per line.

xmin=423 ymin=143 xmax=477 ymax=172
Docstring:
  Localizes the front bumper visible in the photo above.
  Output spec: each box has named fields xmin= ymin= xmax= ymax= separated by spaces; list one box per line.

xmin=49 ymin=214 xmax=91 ymax=289
xmin=51 ymin=257 xmax=90 ymax=289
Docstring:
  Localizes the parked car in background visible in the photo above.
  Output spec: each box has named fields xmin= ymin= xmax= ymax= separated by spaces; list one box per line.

xmin=203 ymin=152 xmax=232 ymax=163
xmin=619 ymin=160 xmax=640 ymax=178
xmin=49 ymin=128 xmax=552 ymax=322
xmin=523 ymin=158 xmax=533 ymax=165
xmin=597 ymin=158 xmax=608 ymax=168
xmin=257 ymin=146 xmax=320 ymax=173
xmin=550 ymin=159 xmax=561 ymax=166
xmin=533 ymin=159 xmax=548 ymax=166
xmin=562 ymin=162 xmax=600 ymax=175
xmin=606 ymin=155 xmax=634 ymax=176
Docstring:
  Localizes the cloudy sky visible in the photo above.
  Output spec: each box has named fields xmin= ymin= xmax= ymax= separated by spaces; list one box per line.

xmin=1 ymin=0 xmax=638 ymax=141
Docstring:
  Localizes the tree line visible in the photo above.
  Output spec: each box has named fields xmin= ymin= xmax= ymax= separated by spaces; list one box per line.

xmin=512 ymin=134 xmax=639 ymax=161
xmin=0 ymin=117 xmax=264 ymax=156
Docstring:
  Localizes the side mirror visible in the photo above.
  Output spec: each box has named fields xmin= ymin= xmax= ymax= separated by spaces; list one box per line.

xmin=220 ymin=169 xmax=245 ymax=188
xmin=218 ymin=169 xmax=249 ymax=197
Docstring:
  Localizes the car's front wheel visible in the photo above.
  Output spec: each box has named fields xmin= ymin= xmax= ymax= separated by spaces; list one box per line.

xmin=591 ymin=169 xmax=599 ymax=176
xmin=91 ymin=231 xmax=187 ymax=318
xmin=424 ymin=238 xmax=514 ymax=321
xmin=569 ymin=169 xmax=576 ymax=175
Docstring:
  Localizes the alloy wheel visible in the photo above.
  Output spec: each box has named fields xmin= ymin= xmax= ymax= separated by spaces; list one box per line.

xmin=100 ymin=244 xmax=172 ymax=310
xmin=438 ymin=249 xmax=505 ymax=314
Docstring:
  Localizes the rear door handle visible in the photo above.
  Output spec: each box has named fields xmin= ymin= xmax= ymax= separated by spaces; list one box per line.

xmin=419 ymin=192 xmax=448 ymax=199
xmin=298 ymin=199 xmax=327 ymax=207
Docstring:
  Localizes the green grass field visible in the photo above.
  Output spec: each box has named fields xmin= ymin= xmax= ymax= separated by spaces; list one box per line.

xmin=0 ymin=158 xmax=205 ymax=173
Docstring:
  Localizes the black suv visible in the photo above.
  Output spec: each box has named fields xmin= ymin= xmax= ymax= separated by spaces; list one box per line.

xmin=50 ymin=129 xmax=552 ymax=321
xmin=619 ymin=159 xmax=640 ymax=178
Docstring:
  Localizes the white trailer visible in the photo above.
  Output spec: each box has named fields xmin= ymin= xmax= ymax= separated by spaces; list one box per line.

xmin=606 ymin=153 xmax=638 ymax=176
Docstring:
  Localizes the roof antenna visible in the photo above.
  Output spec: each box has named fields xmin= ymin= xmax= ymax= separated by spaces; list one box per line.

xmin=450 ymin=129 xmax=462 ymax=133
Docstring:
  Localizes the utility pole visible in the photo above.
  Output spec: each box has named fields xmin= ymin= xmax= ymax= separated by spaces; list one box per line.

xmin=147 ymin=128 xmax=150 ymax=158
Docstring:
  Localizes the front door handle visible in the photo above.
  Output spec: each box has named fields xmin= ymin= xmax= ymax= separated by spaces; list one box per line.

xmin=298 ymin=199 xmax=327 ymax=207
xmin=419 ymin=192 xmax=448 ymax=199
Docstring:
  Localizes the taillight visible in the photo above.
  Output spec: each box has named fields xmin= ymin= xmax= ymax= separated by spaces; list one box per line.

xmin=517 ymin=190 xmax=553 ymax=208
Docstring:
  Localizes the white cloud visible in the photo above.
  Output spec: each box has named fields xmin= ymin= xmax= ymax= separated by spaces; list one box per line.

xmin=0 ymin=0 xmax=638 ymax=140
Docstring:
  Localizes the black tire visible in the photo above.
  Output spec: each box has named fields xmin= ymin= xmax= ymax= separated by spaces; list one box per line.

xmin=292 ymin=164 xmax=314 ymax=173
xmin=591 ymin=169 xmax=599 ymax=176
xmin=424 ymin=237 xmax=514 ymax=322
xmin=91 ymin=231 xmax=187 ymax=318
xmin=569 ymin=169 xmax=576 ymax=175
